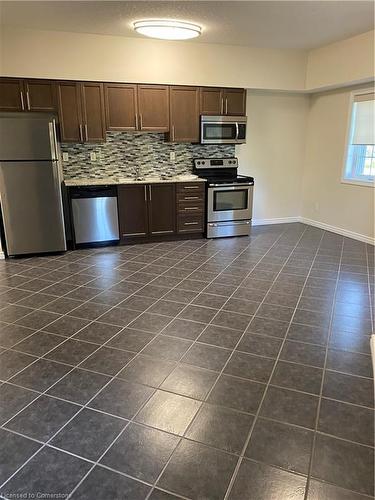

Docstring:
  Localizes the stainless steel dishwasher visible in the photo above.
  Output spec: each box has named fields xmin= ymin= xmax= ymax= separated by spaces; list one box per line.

xmin=70 ymin=185 xmax=120 ymax=246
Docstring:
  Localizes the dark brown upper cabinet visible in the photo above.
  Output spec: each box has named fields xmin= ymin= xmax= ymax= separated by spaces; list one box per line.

xmin=0 ymin=78 xmax=56 ymax=112
xmin=0 ymin=79 xmax=24 ymax=111
xmin=24 ymin=80 xmax=56 ymax=112
xmin=137 ymin=85 xmax=169 ymax=132
xmin=223 ymin=88 xmax=246 ymax=115
xmin=148 ymin=183 xmax=176 ymax=235
xmin=118 ymin=184 xmax=148 ymax=239
xmin=57 ymin=82 xmax=106 ymax=143
xmin=105 ymin=83 xmax=138 ymax=131
xmin=57 ymin=82 xmax=83 ymax=142
xmin=169 ymin=86 xmax=199 ymax=143
xmin=200 ymin=87 xmax=246 ymax=116
xmin=200 ymin=87 xmax=223 ymax=115
xmin=81 ymin=82 xmax=106 ymax=142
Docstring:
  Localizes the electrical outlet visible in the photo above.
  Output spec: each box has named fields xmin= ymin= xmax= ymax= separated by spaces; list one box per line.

xmin=90 ymin=152 xmax=97 ymax=162
xmin=170 ymin=151 xmax=176 ymax=162
xmin=62 ymin=152 xmax=69 ymax=162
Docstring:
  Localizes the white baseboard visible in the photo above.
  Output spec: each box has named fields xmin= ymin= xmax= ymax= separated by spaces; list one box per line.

xmin=300 ymin=217 xmax=375 ymax=245
xmin=252 ymin=217 xmax=301 ymax=226
xmin=251 ymin=215 xmax=374 ymax=245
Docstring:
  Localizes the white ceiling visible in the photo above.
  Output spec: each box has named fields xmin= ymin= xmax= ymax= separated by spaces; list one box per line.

xmin=1 ymin=1 xmax=374 ymax=50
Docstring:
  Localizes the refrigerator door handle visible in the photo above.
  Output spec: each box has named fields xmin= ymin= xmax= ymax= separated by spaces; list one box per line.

xmin=48 ymin=121 xmax=58 ymax=161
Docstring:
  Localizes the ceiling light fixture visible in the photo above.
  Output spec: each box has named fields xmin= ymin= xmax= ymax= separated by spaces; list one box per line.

xmin=133 ymin=19 xmax=201 ymax=40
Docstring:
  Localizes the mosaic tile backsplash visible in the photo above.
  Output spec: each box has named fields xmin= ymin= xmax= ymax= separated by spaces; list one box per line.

xmin=61 ymin=132 xmax=235 ymax=180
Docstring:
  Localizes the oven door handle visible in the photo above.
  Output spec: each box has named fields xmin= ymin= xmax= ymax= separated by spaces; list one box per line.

xmin=209 ymin=183 xmax=253 ymax=188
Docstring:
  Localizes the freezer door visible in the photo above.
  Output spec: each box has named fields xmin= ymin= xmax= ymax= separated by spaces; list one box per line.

xmin=0 ymin=161 xmax=66 ymax=255
xmin=0 ymin=113 xmax=57 ymax=161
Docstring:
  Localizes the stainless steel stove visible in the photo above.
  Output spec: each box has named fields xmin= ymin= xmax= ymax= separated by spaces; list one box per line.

xmin=193 ymin=158 xmax=254 ymax=238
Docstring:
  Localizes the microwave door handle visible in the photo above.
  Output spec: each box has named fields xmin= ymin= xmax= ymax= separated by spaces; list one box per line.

xmin=235 ymin=122 xmax=239 ymax=140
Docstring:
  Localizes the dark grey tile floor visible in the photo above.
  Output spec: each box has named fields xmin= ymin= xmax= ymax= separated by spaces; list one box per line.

xmin=0 ymin=222 xmax=374 ymax=500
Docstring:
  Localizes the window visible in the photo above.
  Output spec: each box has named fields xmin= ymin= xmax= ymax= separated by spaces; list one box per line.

xmin=343 ymin=90 xmax=375 ymax=186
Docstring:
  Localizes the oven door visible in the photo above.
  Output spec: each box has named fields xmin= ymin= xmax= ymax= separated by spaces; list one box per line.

xmin=207 ymin=184 xmax=253 ymax=222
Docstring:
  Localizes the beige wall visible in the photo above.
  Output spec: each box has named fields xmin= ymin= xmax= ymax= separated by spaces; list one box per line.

xmin=236 ymin=91 xmax=309 ymax=222
xmin=301 ymin=86 xmax=374 ymax=241
xmin=306 ymin=30 xmax=375 ymax=90
xmin=0 ymin=26 xmax=307 ymax=90
xmin=1 ymin=27 xmax=373 ymax=92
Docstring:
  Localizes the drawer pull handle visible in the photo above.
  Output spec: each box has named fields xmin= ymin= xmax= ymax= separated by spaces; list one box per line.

xmin=184 ymin=196 xmax=199 ymax=200
xmin=185 ymin=207 xmax=199 ymax=211
xmin=184 ymin=222 xmax=199 ymax=225
xmin=183 ymin=186 xmax=199 ymax=189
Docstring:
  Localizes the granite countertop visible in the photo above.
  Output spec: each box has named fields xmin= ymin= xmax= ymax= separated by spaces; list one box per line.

xmin=64 ymin=176 xmax=205 ymax=187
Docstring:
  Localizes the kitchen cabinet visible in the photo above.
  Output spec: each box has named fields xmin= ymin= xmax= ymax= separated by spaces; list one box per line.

xmin=118 ymin=185 xmax=148 ymax=238
xmin=176 ymin=182 xmax=205 ymax=234
xmin=57 ymin=82 xmax=106 ymax=142
xmin=104 ymin=83 xmax=138 ymax=131
xmin=137 ymin=85 xmax=170 ymax=131
xmin=0 ymin=78 xmax=56 ymax=112
xmin=104 ymin=84 xmax=169 ymax=132
xmin=57 ymin=82 xmax=83 ymax=142
xmin=200 ymin=87 xmax=223 ymax=115
xmin=118 ymin=183 xmax=175 ymax=240
xmin=118 ymin=182 xmax=204 ymax=242
xmin=200 ymin=87 xmax=246 ymax=116
xmin=169 ymin=86 xmax=200 ymax=143
xmin=0 ymin=79 xmax=24 ymax=111
xmin=148 ymin=184 xmax=175 ymax=235
xmin=223 ymin=88 xmax=246 ymax=115
xmin=24 ymin=80 xmax=56 ymax=112
xmin=81 ymin=83 xmax=106 ymax=142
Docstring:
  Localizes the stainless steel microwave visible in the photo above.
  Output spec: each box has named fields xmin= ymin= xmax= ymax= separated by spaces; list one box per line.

xmin=200 ymin=115 xmax=247 ymax=144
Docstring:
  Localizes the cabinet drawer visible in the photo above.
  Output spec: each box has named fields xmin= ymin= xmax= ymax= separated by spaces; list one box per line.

xmin=177 ymin=182 xmax=205 ymax=193
xmin=178 ymin=215 xmax=204 ymax=233
xmin=178 ymin=200 xmax=204 ymax=214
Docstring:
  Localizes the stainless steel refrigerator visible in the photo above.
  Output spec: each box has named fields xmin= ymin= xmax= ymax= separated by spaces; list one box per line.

xmin=0 ymin=113 xmax=66 ymax=256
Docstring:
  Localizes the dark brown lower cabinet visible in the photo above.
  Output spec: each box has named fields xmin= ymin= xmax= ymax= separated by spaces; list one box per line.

xmin=118 ymin=182 xmax=204 ymax=243
xmin=118 ymin=184 xmax=148 ymax=239
xmin=148 ymin=184 xmax=176 ymax=235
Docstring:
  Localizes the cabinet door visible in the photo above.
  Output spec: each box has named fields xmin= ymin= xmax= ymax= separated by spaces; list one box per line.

xmin=24 ymin=80 xmax=56 ymax=112
xmin=169 ymin=87 xmax=199 ymax=143
xmin=137 ymin=85 xmax=169 ymax=131
xmin=0 ymin=79 xmax=25 ymax=111
xmin=148 ymin=184 xmax=176 ymax=235
xmin=223 ymin=89 xmax=246 ymax=116
xmin=81 ymin=83 xmax=106 ymax=142
xmin=118 ymin=185 xmax=148 ymax=239
xmin=200 ymin=87 xmax=223 ymax=115
xmin=105 ymin=83 xmax=138 ymax=131
xmin=57 ymin=82 xmax=83 ymax=142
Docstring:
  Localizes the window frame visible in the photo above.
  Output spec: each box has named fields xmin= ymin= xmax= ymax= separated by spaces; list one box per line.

xmin=341 ymin=87 xmax=375 ymax=188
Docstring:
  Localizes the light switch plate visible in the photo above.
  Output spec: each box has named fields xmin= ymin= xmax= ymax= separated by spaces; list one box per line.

xmin=90 ymin=152 xmax=97 ymax=162
xmin=62 ymin=152 xmax=69 ymax=162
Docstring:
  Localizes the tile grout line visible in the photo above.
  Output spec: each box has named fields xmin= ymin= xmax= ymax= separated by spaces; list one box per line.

xmin=222 ymin=226 xmax=326 ymax=499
